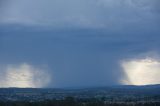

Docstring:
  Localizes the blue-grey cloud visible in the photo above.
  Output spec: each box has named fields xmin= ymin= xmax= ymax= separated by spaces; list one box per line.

xmin=0 ymin=0 xmax=160 ymax=29
xmin=0 ymin=0 xmax=160 ymax=88
xmin=0 ymin=28 xmax=160 ymax=87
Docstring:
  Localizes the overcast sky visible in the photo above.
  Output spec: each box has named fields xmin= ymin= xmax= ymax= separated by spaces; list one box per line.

xmin=0 ymin=0 xmax=160 ymax=88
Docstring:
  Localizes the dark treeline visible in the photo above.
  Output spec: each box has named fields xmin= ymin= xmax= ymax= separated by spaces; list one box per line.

xmin=0 ymin=97 xmax=159 ymax=106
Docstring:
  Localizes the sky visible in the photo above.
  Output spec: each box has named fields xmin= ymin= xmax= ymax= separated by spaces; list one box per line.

xmin=0 ymin=0 xmax=160 ymax=88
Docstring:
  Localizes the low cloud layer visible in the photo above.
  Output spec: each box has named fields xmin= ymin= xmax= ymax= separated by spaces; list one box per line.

xmin=0 ymin=63 xmax=51 ymax=88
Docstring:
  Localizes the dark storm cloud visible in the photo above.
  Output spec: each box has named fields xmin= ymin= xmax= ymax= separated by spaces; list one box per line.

xmin=0 ymin=27 xmax=160 ymax=87
xmin=0 ymin=0 xmax=160 ymax=87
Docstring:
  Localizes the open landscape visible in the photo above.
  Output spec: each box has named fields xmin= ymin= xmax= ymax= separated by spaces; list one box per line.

xmin=0 ymin=85 xmax=160 ymax=106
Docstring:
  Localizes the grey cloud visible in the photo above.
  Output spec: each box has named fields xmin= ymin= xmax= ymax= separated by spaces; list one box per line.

xmin=0 ymin=0 xmax=159 ymax=29
xmin=0 ymin=28 xmax=160 ymax=87
xmin=0 ymin=0 xmax=160 ymax=88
